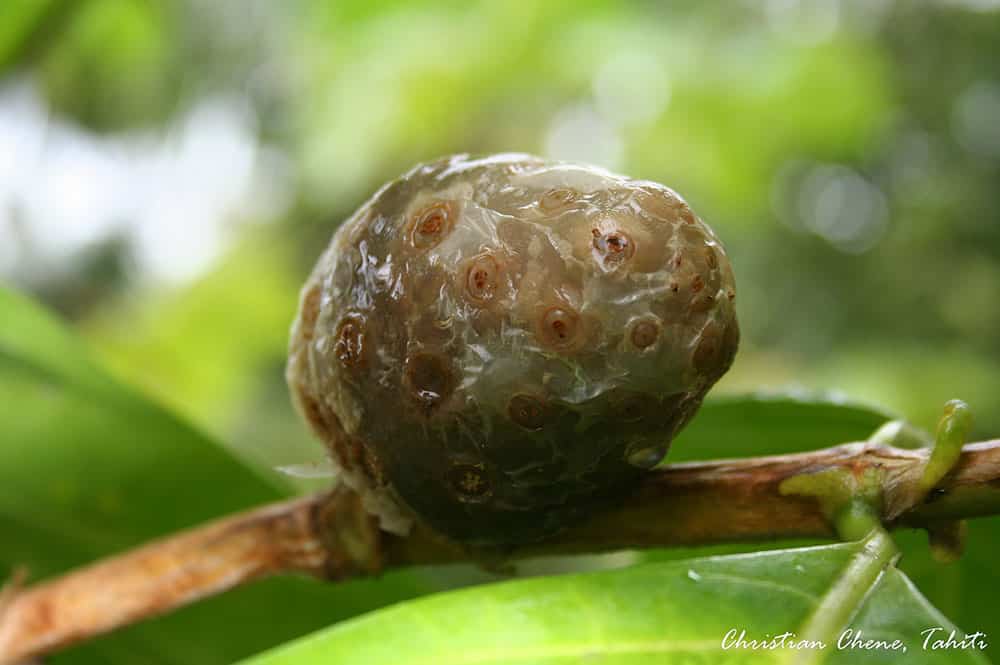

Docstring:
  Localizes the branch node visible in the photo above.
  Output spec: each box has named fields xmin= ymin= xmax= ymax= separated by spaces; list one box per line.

xmin=311 ymin=487 xmax=384 ymax=579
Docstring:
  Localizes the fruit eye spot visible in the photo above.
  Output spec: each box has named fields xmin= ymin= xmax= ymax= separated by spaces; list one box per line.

xmin=691 ymin=293 xmax=715 ymax=313
xmin=410 ymin=201 xmax=455 ymax=249
xmin=539 ymin=306 xmax=581 ymax=349
xmin=629 ymin=319 xmax=660 ymax=349
xmin=404 ymin=352 xmax=454 ymax=412
xmin=693 ymin=323 xmax=722 ymax=373
xmin=508 ymin=394 xmax=547 ymax=430
xmin=609 ymin=391 xmax=655 ymax=423
xmin=465 ymin=254 xmax=501 ymax=303
xmin=615 ymin=399 xmax=642 ymax=422
xmin=448 ymin=463 xmax=491 ymax=502
xmin=334 ymin=315 xmax=366 ymax=367
xmin=592 ymin=228 xmax=635 ymax=270
xmin=620 ymin=403 xmax=641 ymax=421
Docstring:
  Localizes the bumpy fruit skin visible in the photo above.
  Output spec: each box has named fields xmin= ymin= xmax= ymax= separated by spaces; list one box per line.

xmin=287 ymin=154 xmax=739 ymax=546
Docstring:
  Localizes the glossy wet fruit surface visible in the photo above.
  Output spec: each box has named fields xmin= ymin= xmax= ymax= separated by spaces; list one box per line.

xmin=287 ymin=154 xmax=739 ymax=546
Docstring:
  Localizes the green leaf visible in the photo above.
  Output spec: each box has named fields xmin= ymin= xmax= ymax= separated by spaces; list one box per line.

xmin=671 ymin=392 xmax=892 ymax=462
xmin=238 ymin=542 xmax=989 ymax=665
xmin=0 ymin=285 xmax=289 ymax=566
xmin=79 ymin=235 xmax=313 ymax=472
xmin=0 ymin=285 xmax=437 ymax=664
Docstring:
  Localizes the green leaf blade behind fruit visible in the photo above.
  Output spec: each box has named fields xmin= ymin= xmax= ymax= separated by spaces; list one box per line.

xmin=671 ymin=392 xmax=893 ymax=462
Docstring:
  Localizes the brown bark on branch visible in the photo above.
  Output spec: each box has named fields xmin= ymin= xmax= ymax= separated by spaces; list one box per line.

xmin=3 ymin=439 xmax=1000 ymax=664
xmin=0 ymin=491 xmax=381 ymax=665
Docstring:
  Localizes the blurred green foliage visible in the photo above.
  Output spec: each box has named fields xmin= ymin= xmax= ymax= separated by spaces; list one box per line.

xmin=4 ymin=0 xmax=998 ymax=444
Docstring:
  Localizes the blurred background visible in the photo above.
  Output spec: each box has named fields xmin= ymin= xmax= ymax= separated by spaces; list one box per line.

xmin=2 ymin=0 xmax=999 ymax=474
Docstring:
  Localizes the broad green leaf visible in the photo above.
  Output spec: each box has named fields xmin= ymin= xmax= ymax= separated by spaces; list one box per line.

xmin=239 ymin=542 xmax=989 ymax=665
xmin=0 ymin=285 xmax=437 ymax=664
xmin=671 ymin=392 xmax=892 ymax=462
xmin=0 ymin=284 xmax=289 ymax=562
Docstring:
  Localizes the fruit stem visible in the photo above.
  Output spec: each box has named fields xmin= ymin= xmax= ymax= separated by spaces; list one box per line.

xmin=787 ymin=527 xmax=899 ymax=665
